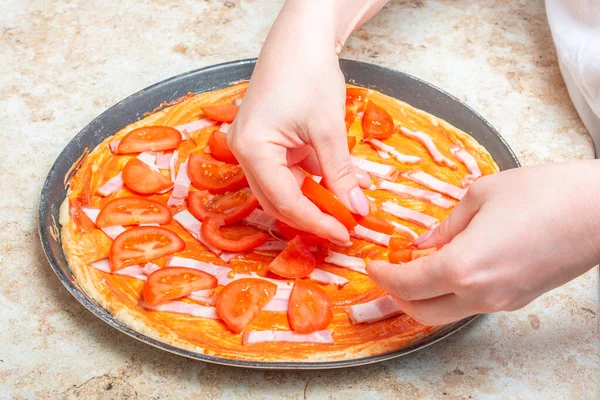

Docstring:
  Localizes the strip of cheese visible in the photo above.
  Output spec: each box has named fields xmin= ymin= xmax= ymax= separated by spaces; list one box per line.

xmin=242 ymin=330 xmax=334 ymax=345
xmin=402 ymin=170 xmax=466 ymax=200
xmin=139 ymin=300 xmax=220 ymax=319
xmin=381 ymin=201 xmax=439 ymax=229
xmin=399 ymin=127 xmax=457 ymax=169
xmin=351 ymin=225 xmax=391 ymax=247
xmin=324 ymin=251 xmax=367 ymax=274
xmin=377 ymin=180 xmax=455 ymax=209
xmin=450 ymin=145 xmax=482 ymax=187
xmin=346 ymin=295 xmax=403 ymax=324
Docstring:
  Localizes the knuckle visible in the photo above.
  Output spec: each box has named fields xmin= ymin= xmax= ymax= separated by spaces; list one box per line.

xmin=465 ymin=177 xmax=488 ymax=203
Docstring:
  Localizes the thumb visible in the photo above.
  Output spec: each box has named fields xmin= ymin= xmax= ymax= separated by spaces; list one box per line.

xmin=415 ymin=190 xmax=482 ymax=249
xmin=310 ymin=118 xmax=370 ymax=216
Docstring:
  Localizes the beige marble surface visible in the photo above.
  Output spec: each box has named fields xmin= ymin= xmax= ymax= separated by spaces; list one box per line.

xmin=1 ymin=0 xmax=598 ymax=398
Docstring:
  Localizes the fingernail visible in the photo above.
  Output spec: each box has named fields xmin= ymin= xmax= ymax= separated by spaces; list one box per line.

xmin=329 ymin=239 xmax=353 ymax=247
xmin=414 ymin=230 xmax=433 ymax=246
xmin=349 ymin=187 xmax=370 ymax=216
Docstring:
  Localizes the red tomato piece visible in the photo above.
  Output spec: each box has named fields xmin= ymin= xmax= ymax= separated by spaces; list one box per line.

xmin=116 ymin=126 xmax=182 ymax=154
xmin=301 ymin=178 xmax=357 ymax=230
xmin=354 ymin=213 xmax=395 ymax=235
xmin=267 ymin=236 xmax=316 ymax=279
xmin=142 ymin=267 xmax=217 ymax=305
xmin=109 ymin=226 xmax=185 ymax=271
xmin=347 ymin=136 xmax=357 ymax=152
xmin=346 ymin=87 xmax=368 ymax=106
xmin=202 ymin=216 xmax=268 ymax=252
xmin=187 ymin=153 xmax=248 ymax=194
xmin=363 ymin=101 xmax=395 ymax=140
xmin=216 ymin=278 xmax=277 ymax=333
xmin=208 ymin=129 xmax=238 ymax=164
xmin=188 ymin=189 xmax=258 ymax=224
xmin=96 ymin=197 xmax=172 ymax=228
xmin=201 ymin=105 xmax=239 ymax=123
xmin=122 ymin=158 xmax=174 ymax=194
xmin=288 ymin=279 xmax=333 ymax=333
xmin=275 ymin=220 xmax=328 ymax=247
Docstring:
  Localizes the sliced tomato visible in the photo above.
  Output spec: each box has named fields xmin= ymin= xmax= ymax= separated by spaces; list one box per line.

xmin=187 ymin=153 xmax=248 ymax=194
xmin=354 ymin=213 xmax=395 ymax=235
xmin=109 ymin=226 xmax=185 ymax=271
xmin=346 ymin=87 xmax=368 ymax=105
xmin=208 ymin=129 xmax=238 ymax=164
xmin=275 ymin=220 xmax=327 ymax=247
xmin=116 ymin=126 xmax=182 ymax=154
xmin=142 ymin=267 xmax=217 ymax=305
xmin=363 ymin=101 xmax=395 ymax=140
xmin=301 ymin=178 xmax=357 ymax=230
xmin=288 ymin=279 xmax=333 ymax=333
xmin=216 ymin=278 xmax=277 ymax=333
xmin=347 ymin=136 xmax=357 ymax=152
xmin=96 ymin=197 xmax=172 ymax=228
xmin=202 ymin=216 xmax=268 ymax=252
xmin=267 ymin=236 xmax=315 ymax=279
xmin=122 ymin=158 xmax=174 ymax=194
xmin=188 ymin=189 xmax=258 ymax=224
xmin=201 ymin=105 xmax=239 ymax=123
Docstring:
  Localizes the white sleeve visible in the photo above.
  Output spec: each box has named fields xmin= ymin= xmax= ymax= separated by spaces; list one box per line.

xmin=546 ymin=0 xmax=600 ymax=155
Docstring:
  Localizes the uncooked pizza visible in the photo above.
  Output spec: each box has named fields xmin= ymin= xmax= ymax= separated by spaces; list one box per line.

xmin=59 ymin=82 xmax=498 ymax=362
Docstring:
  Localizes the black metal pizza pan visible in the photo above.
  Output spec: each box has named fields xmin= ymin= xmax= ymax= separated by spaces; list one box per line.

xmin=38 ymin=58 xmax=520 ymax=369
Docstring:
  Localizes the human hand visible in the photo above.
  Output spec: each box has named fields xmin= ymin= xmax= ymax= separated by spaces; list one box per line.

xmin=367 ymin=161 xmax=600 ymax=325
xmin=227 ymin=0 xmax=386 ymax=243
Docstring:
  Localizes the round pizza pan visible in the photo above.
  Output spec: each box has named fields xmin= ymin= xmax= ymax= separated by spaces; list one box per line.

xmin=39 ymin=58 xmax=520 ymax=369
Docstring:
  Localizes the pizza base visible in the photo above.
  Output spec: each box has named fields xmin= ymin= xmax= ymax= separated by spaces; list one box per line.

xmin=61 ymin=82 xmax=498 ymax=363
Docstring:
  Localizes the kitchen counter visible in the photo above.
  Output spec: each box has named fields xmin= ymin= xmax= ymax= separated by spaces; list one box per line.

xmin=1 ymin=0 xmax=598 ymax=398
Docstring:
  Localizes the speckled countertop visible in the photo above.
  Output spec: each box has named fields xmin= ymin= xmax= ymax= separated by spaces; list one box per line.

xmin=1 ymin=0 xmax=598 ymax=398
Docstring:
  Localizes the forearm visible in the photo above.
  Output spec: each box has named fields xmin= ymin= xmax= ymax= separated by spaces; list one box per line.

xmin=273 ymin=0 xmax=389 ymax=54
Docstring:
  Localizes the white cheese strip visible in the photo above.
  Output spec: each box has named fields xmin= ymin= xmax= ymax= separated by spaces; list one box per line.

xmin=308 ymin=269 xmax=349 ymax=287
xmin=142 ymin=262 xmax=161 ymax=275
xmin=367 ymin=139 xmax=421 ymax=164
xmin=166 ymin=256 xmax=231 ymax=286
xmin=167 ymin=157 xmax=191 ymax=206
xmin=108 ymin=140 xmax=120 ymax=153
xmin=324 ymin=251 xmax=367 ymax=274
xmin=450 ymin=145 xmax=482 ymax=187
xmin=219 ymin=123 xmax=230 ymax=133
xmin=188 ymin=289 xmax=216 ymax=305
xmin=174 ymin=118 xmax=216 ymax=139
xmin=346 ymin=295 xmax=403 ymax=324
xmin=81 ymin=207 xmax=125 ymax=239
xmin=402 ymin=170 xmax=466 ymax=201
xmin=243 ymin=330 xmax=333 ymax=345
xmin=351 ymin=156 xmax=398 ymax=180
xmin=139 ymin=300 xmax=220 ymax=319
xmin=399 ymin=127 xmax=457 ymax=169
xmin=390 ymin=221 xmax=419 ymax=240
xmin=155 ymin=152 xmax=172 ymax=170
xmin=351 ymin=225 xmax=391 ymax=247
xmin=137 ymin=152 xmax=160 ymax=173
xmin=173 ymin=210 xmax=223 ymax=255
xmin=381 ymin=201 xmax=439 ymax=229
xmin=377 ymin=180 xmax=455 ymax=209
xmin=169 ymin=150 xmax=179 ymax=183
xmin=262 ymin=298 xmax=289 ymax=312
xmin=90 ymin=259 xmax=112 ymax=273
xmin=97 ymin=172 xmax=125 ymax=196
xmin=115 ymin=265 xmax=147 ymax=280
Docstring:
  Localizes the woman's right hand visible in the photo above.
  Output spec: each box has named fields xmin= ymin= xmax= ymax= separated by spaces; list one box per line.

xmin=228 ymin=0 xmax=387 ymax=243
